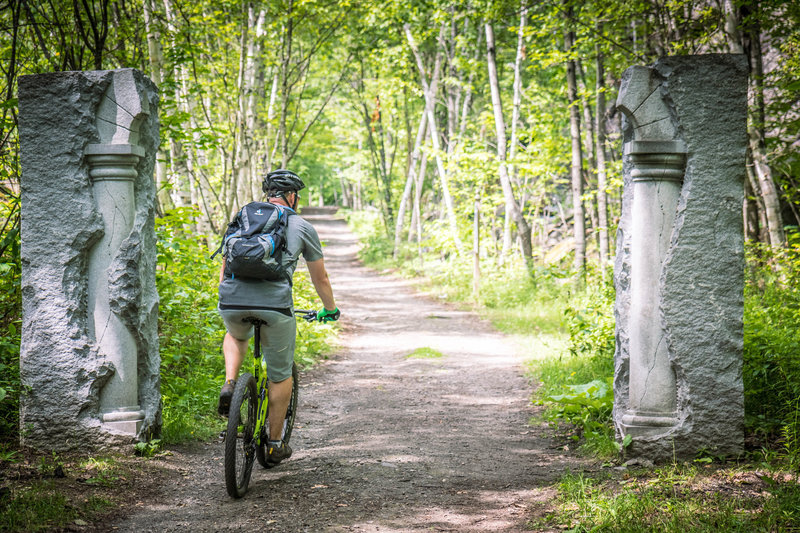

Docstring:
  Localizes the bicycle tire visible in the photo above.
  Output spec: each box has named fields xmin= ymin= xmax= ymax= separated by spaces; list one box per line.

xmin=256 ymin=363 xmax=299 ymax=469
xmin=224 ymin=374 xmax=257 ymax=498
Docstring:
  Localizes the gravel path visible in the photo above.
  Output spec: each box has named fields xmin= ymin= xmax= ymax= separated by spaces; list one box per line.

xmin=111 ymin=210 xmax=585 ymax=532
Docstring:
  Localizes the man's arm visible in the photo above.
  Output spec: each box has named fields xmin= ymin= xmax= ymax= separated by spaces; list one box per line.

xmin=219 ymin=258 xmax=226 ymax=284
xmin=306 ymin=258 xmax=336 ymax=311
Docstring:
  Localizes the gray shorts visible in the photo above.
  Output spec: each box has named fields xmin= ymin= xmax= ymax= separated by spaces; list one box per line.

xmin=218 ymin=308 xmax=296 ymax=382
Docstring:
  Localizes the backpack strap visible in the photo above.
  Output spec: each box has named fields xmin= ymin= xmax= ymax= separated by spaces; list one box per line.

xmin=210 ymin=217 xmax=240 ymax=260
xmin=272 ymin=205 xmax=295 ymax=286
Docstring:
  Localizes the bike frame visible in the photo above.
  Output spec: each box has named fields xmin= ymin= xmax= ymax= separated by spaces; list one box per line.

xmin=248 ymin=320 xmax=270 ymax=449
xmin=246 ymin=309 xmax=313 ymax=448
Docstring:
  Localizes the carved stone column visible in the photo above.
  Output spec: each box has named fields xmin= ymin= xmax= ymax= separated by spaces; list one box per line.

xmin=86 ymin=144 xmax=145 ymax=434
xmin=612 ymin=55 xmax=748 ymax=461
xmin=622 ymin=141 xmax=686 ymax=435
xmin=18 ymin=68 xmax=160 ymax=450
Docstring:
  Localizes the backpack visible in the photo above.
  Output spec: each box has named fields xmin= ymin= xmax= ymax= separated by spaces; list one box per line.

xmin=212 ymin=202 xmax=294 ymax=284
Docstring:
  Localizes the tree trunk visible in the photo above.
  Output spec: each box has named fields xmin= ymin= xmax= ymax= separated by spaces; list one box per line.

xmin=564 ymin=4 xmax=586 ymax=275
xmin=279 ymin=0 xmax=294 ymax=167
xmin=473 ymin=191 xmax=481 ymax=300
xmin=730 ymin=0 xmax=785 ymax=247
xmin=747 ymin=29 xmax=784 ymax=248
xmin=142 ymin=0 xmax=171 ymax=214
xmin=265 ymin=71 xmax=280 ymax=170
xmin=409 ymin=150 xmax=428 ymax=241
xmin=394 ymin=110 xmax=427 ymax=257
xmin=405 ymin=23 xmax=463 ymax=255
xmin=485 ymin=22 xmax=532 ymax=270
xmin=595 ymin=28 xmax=610 ymax=273
xmin=501 ymin=1 xmax=527 ymax=265
xmin=234 ymin=2 xmax=253 ymax=205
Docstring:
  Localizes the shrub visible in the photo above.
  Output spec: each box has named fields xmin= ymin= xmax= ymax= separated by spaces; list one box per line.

xmin=0 ymin=189 xmax=20 ymax=444
xmin=743 ymin=239 xmax=800 ymax=465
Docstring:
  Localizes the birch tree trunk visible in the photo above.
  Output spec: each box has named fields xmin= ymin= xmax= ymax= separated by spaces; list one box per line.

xmin=502 ymin=2 xmax=527 ymax=263
xmin=413 ymin=153 xmax=429 ymax=264
xmin=142 ymin=0 xmax=171 ymax=214
xmin=245 ymin=8 xmax=266 ymax=200
xmin=234 ymin=3 xmax=253 ymax=205
xmin=726 ymin=0 xmax=784 ymax=247
xmin=564 ymin=4 xmax=586 ymax=275
xmin=746 ymin=9 xmax=785 ymax=248
xmin=265 ymin=71 xmax=280 ymax=171
xmin=595 ymin=29 xmax=610 ymax=273
xmin=279 ymin=0 xmax=294 ymax=167
xmin=405 ymin=23 xmax=463 ymax=254
xmin=485 ymin=22 xmax=532 ymax=270
xmin=394 ymin=110 xmax=427 ymax=257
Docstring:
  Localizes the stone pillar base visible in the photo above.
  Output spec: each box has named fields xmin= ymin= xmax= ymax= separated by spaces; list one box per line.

xmin=621 ymin=410 xmax=677 ymax=437
xmin=102 ymin=406 xmax=145 ymax=436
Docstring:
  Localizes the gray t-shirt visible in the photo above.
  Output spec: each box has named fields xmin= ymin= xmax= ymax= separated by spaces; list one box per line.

xmin=218 ymin=208 xmax=324 ymax=310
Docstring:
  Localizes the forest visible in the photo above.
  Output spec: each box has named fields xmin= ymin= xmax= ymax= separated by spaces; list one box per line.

xmin=1 ymin=0 xmax=800 ymax=482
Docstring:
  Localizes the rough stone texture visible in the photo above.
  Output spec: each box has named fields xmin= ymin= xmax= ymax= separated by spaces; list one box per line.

xmin=18 ymin=70 xmax=160 ymax=450
xmin=613 ymin=55 xmax=748 ymax=461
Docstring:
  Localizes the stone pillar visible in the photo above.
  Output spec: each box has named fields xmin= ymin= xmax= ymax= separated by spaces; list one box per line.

xmin=86 ymin=144 xmax=145 ymax=433
xmin=623 ymin=140 xmax=686 ymax=435
xmin=613 ymin=55 xmax=748 ymax=461
xmin=19 ymin=69 xmax=160 ymax=450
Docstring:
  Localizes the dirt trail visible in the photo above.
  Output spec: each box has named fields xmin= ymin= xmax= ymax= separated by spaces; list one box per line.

xmin=111 ymin=210 xmax=587 ymax=532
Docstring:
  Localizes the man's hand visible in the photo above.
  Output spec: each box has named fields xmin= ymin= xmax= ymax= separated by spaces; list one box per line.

xmin=317 ymin=308 xmax=340 ymax=322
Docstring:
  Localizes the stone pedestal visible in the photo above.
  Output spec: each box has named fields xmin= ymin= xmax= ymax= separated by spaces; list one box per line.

xmin=613 ymin=55 xmax=748 ymax=461
xmin=18 ymin=70 xmax=160 ymax=450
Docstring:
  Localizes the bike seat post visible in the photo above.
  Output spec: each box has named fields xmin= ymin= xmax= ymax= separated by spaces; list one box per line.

xmin=244 ymin=317 xmax=264 ymax=361
xmin=252 ymin=320 xmax=262 ymax=361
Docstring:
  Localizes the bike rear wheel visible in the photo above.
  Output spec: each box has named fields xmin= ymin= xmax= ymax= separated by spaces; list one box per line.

xmin=256 ymin=363 xmax=299 ymax=468
xmin=224 ymin=374 xmax=257 ymax=498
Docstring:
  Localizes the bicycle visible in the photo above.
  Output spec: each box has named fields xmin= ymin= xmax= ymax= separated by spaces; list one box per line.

xmin=224 ymin=309 xmax=317 ymax=498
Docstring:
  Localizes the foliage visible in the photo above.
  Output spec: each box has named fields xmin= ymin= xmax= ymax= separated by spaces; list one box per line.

xmin=544 ymin=379 xmax=616 ymax=455
xmin=0 ymin=186 xmax=20 ymax=444
xmin=133 ymin=439 xmax=162 ymax=458
xmin=743 ymin=239 xmax=800 ymax=466
xmin=530 ymin=278 xmax=617 ymax=456
xmin=345 ymin=209 xmax=398 ymax=269
xmin=156 ymin=207 xmax=226 ymax=443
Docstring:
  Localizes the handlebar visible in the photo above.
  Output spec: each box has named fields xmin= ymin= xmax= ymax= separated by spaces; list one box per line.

xmin=294 ymin=309 xmax=318 ymax=322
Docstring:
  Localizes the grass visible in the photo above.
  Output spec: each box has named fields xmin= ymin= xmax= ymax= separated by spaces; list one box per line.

xmin=0 ymin=487 xmax=112 ymax=532
xmin=530 ymin=465 xmax=800 ymax=532
xmin=405 ymin=347 xmax=445 ymax=359
xmin=0 ymin=450 xmax=157 ymax=533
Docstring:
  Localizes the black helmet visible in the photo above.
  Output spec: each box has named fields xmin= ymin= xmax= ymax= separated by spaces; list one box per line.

xmin=263 ymin=169 xmax=305 ymax=194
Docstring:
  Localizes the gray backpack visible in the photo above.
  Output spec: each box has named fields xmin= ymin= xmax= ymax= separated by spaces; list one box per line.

xmin=212 ymin=202 xmax=294 ymax=284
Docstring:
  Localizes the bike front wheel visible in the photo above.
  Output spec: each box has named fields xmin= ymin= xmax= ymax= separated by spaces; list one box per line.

xmin=256 ymin=363 xmax=299 ymax=469
xmin=224 ymin=373 xmax=257 ymax=498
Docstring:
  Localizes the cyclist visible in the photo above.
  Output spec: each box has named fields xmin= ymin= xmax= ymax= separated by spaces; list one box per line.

xmin=216 ymin=168 xmax=340 ymax=466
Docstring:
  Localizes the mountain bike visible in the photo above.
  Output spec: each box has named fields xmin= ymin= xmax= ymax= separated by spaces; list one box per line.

xmin=224 ymin=309 xmax=317 ymax=498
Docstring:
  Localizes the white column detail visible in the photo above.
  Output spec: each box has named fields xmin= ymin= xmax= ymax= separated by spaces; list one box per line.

xmin=86 ymin=70 xmax=150 ymax=435
xmin=616 ymin=67 xmax=686 ymax=437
